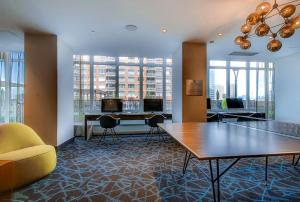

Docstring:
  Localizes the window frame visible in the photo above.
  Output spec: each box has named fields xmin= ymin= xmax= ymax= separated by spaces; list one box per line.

xmin=207 ymin=60 xmax=274 ymax=116
xmin=73 ymin=56 xmax=173 ymax=115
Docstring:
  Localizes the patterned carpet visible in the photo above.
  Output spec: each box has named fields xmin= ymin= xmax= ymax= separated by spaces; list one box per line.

xmin=8 ymin=135 xmax=300 ymax=201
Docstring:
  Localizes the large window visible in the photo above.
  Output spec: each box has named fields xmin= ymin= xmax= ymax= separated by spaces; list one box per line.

xmin=0 ymin=52 xmax=24 ymax=123
xmin=208 ymin=60 xmax=274 ymax=119
xmin=74 ymin=56 xmax=172 ymax=122
xmin=119 ymin=65 xmax=140 ymax=112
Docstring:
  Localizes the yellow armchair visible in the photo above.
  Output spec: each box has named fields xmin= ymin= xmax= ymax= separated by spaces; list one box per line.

xmin=0 ymin=123 xmax=57 ymax=192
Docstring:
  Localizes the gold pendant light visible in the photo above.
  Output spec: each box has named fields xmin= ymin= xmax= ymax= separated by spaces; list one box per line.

xmin=235 ymin=0 xmax=300 ymax=53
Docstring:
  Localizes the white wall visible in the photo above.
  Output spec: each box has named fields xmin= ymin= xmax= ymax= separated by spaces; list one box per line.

xmin=57 ymin=38 xmax=74 ymax=145
xmin=275 ymin=52 xmax=300 ymax=123
xmin=172 ymin=46 xmax=182 ymax=122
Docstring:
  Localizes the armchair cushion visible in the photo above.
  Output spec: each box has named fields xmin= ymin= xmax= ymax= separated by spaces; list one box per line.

xmin=0 ymin=123 xmax=56 ymax=192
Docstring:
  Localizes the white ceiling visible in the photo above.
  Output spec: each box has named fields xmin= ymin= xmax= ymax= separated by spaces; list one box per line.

xmin=0 ymin=0 xmax=299 ymax=59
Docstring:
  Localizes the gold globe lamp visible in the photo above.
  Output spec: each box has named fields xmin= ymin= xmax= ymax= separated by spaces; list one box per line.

xmin=292 ymin=16 xmax=300 ymax=29
xmin=234 ymin=36 xmax=245 ymax=45
xmin=255 ymin=23 xmax=270 ymax=36
xmin=241 ymin=24 xmax=252 ymax=34
xmin=267 ymin=39 xmax=282 ymax=52
xmin=279 ymin=24 xmax=295 ymax=38
xmin=256 ymin=2 xmax=272 ymax=15
xmin=240 ymin=40 xmax=251 ymax=49
xmin=280 ymin=5 xmax=296 ymax=18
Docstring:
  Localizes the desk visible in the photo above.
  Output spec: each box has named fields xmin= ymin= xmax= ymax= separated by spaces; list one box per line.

xmin=84 ymin=113 xmax=172 ymax=140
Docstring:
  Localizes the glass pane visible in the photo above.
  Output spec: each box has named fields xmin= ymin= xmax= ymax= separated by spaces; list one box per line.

xmin=74 ymin=55 xmax=90 ymax=62
xmin=250 ymin=62 xmax=257 ymax=68
xmin=143 ymin=58 xmax=163 ymax=65
xmin=208 ymin=69 xmax=227 ymax=109
xmin=94 ymin=65 xmax=116 ymax=111
xmin=268 ymin=70 xmax=275 ymax=118
xmin=166 ymin=67 xmax=172 ymax=113
xmin=257 ymin=70 xmax=265 ymax=112
xmin=230 ymin=61 xmax=246 ymax=68
xmin=249 ymin=70 xmax=257 ymax=110
xmin=119 ymin=57 xmax=140 ymax=64
xmin=143 ymin=66 xmax=163 ymax=98
xmin=0 ymin=60 xmax=5 ymax=81
xmin=230 ymin=69 xmax=246 ymax=100
xmin=268 ymin=62 xmax=273 ymax=69
xmin=166 ymin=58 xmax=173 ymax=66
xmin=119 ymin=66 xmax=140 ymax=112
xmin=0 ymin=86 xmax=5 ymax=123
xmin=73 ymin=63 xmax=90 ymax=122
xmin=209 ymin=60 xmax=226 ymax=67
xmin=258 ymin=62 xmax=265 ymax=68
xmin=94 ymin=56 xmax=115 ymax=63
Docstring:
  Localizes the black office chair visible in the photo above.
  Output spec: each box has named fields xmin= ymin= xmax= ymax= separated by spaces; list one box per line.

xmin=145 ymin=114 xmax=166 ymax=141
xmin=96 ymin=115 xmax=120 ymax=142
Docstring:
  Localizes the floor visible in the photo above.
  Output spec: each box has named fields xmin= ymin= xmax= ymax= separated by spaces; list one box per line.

xmin=10 ymin=135 xmax=300 ymax=202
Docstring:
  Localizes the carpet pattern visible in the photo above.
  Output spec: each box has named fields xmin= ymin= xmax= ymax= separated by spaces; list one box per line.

xmin=10 ymin=135 xmax=300 ymax=202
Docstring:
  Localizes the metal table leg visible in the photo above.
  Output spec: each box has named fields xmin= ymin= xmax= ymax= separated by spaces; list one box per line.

xmin=265 ymin=156 xmax=268 ymax=186
xmin=182 ymin=151 xmax=191 ymax=175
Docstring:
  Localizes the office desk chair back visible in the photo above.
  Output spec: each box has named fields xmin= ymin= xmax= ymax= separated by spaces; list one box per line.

xmin=145 ymin=114 xmax=166 ymax=141
xmin=96 ymin=115 xmax=120 ymax=142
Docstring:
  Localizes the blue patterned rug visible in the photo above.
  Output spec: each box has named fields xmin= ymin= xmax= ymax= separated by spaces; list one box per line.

xmin=10 ymin=135 xmax=300 ymax=201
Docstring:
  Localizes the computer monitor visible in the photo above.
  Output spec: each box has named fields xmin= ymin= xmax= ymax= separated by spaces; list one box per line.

xmin=101 ymin=99 xmax=123 ymax=113
xmin=144 ymin=99 xmax=163 ymax=112
xmin=207 ymin=98 xmax=211 ymax=110
xmin=226 ymin=98 xmax=244 ymax=109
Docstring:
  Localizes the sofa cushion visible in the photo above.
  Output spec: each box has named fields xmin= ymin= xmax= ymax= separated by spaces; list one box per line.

xmin=0 ymin=145 xmax=56 ymax=192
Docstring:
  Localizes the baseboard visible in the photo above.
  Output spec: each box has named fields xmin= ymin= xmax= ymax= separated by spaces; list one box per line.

xmin=56 ymin=137 xmax=75 ymax=150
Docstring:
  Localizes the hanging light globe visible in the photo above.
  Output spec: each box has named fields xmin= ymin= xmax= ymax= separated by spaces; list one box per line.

xmin=246 ymin=13 xmax=261 ymax=25
xmin=240 ymin=39 xmax=251 ymax=50
xmin=255 ymin=23 xmax=270 ymax=36
xmin=256 ymin=2 xmax=272 ymax=15
xmin=267 ymin=39 xmax=282 ymax=52
xmin=241 ymin=24 xmax=252 ymax=34
xmin=291 ymin=16 xmax=300 ymax=29
xmin=279 ymin=24 xmax=295 ymax=38
xmin=234 ymin=36 xmax=245 ymax=45
xmin=279 ymin=5 xmax=296 ymax=18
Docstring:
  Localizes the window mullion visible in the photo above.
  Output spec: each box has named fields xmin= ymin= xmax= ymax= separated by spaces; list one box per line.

xmin=90 ymin=55 xmax=94 ymax=111
xmin=246 ymin=62 xmax=250 ymax=110
xmin=116 ymin=57 xmax=119 ymax=98
xmin=139 ymin=57 xmax=143 ymax=112
xmin=163 ymin=58 xmax=167 ymax=112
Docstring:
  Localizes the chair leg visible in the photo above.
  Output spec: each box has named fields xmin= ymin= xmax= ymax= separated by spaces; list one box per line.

xmin=112 ymin=128 xmax=119 ymax=141
xmin=146 ymin=127 xmax=153 ymax=140
xmin=99 ymin=129 xmax=107 ymax=142
xmin=157 ymin=127 xmax=166 ymax=143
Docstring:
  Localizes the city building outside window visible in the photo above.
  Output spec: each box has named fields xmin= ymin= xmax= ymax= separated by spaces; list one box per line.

xmin=0 ymin=52 xmax=25 ymax=123
xmin=73 ymin=56 xmax=173 ymax=122
xmin=208 ymin=60 xmax=274 ymax=119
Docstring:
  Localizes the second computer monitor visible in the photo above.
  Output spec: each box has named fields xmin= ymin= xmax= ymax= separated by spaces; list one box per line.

xmin=144 ymin=99 xmax=163 ymax=112
xmin=226 ymin=98 xmax=244 ymax=109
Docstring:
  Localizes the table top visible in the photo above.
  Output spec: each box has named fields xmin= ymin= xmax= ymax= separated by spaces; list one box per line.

xmin=159 ymin=122 xmax=300 ymax=160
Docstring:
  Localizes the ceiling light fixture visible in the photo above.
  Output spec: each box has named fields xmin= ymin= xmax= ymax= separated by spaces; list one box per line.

xmin=235 ymin=0 xmax=300 ymax=52
xmin=125 ymin=25 xmax=138 ymax=31
xmin=217 ymin=33 xmax=223 ymax=36
xmin=161 ymin=28 xmax=168 ymax=33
